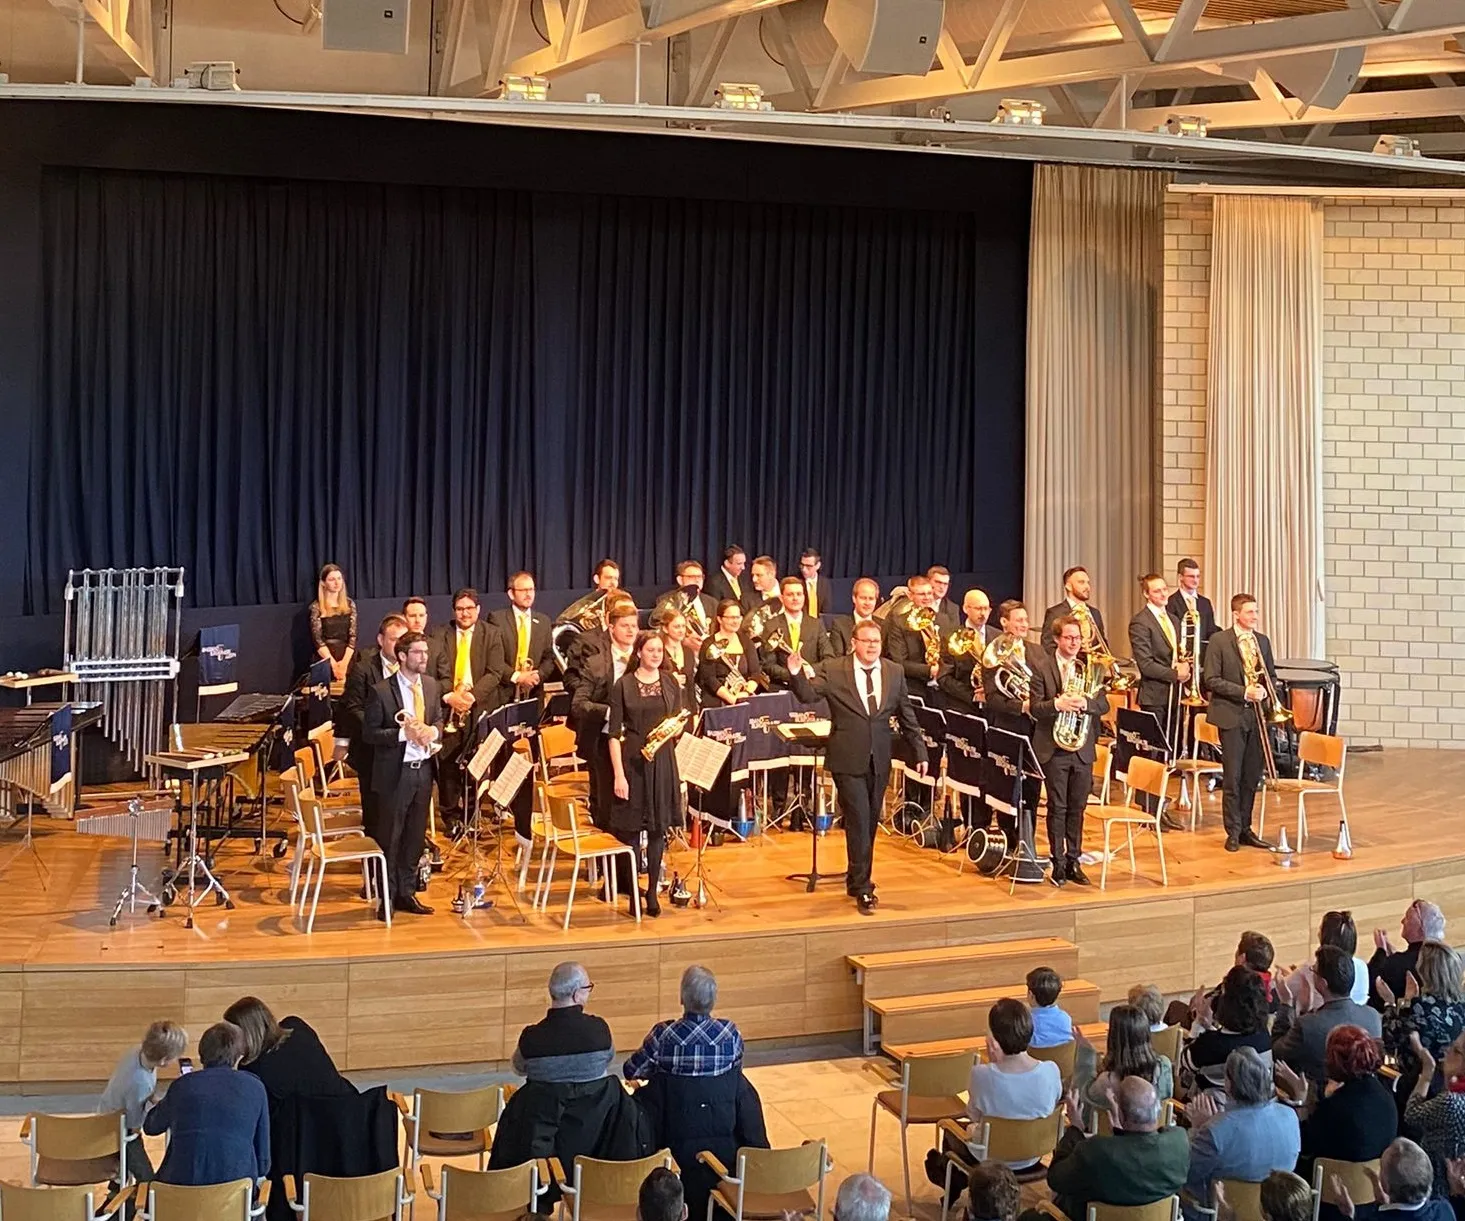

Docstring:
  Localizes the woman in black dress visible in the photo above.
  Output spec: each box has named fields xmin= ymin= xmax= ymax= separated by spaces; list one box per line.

xmin=659 ymin=610 xmax=700 ymax=712
xmin=696 ymin=600 xmax=765 ymax=706
xmin=309 ymin=564 xmax=357 ymax=684
xmin=609 ymin=632 xmax=689 ymax=918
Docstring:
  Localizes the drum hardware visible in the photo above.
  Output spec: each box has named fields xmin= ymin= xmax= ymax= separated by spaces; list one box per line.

xmin=78 ymin=794 xmax=173 ymax=924
xmin=145 ymin=750 xmax=247 ymax=927
xmin=1332 ymin=819 xmax=1353 ymax=860
xmin=1272 ymin=826 xmax=1296 ymax=868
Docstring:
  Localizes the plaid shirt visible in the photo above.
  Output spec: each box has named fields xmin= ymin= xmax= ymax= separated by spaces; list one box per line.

xmin=623 ymin=1013 xmax=744 ymax=1081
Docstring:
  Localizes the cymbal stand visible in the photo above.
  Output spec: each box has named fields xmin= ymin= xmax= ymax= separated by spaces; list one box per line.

xmin=685 ymin=810 xmax=730 ymax=910
xmin=110 ymin=797 xmax=164 ymax=925
xmin=166 ymin=775 xmax=233 ymax=929
xmin=0 ymin=796 xmax=51 ymax=889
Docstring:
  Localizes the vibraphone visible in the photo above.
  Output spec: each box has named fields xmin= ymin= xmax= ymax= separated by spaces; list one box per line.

xmin=0 ymin=701 xmax=103 ymax=819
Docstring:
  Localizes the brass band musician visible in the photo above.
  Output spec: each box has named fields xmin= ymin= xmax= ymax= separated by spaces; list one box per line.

xmin=1127 ymin=573 xmax=1191 ymax=829
xmin=939 ymin=589 xmax=997 ymax=711
xmin=696 ymin=601 xmax=766 ymax=706
xmin=1040 ymin=566 xmax=1109 ymax=656
xmin=884 ymin=574 xmax=946 ymax=692
xmin=760 ymin=577 xmax=833 ymax=687
xmin=652 ymin=560 xmax=717 ymax=649
xmin=829 ymin=578 xmax=883 ymax=656
xmin=432 ymin=588 xmax=503 ymax=838
xmin=1167 ymin=558 xmax=1217 ymax=642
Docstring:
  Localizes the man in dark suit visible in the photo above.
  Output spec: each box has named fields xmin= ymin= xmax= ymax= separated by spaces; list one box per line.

xmin=362 ymin=630 xmax=443 ymax=918
xmin=797 ymin=549 xmax=827 ymax=623
xmin=828 ymin=578 xmax=884 ymax=657
xmin=1202 ymin=592 xmax=1278 ymax=852
xmin=487 ymin=572 xmax=556 ymax=706
xmin=431 ymin=588 xmax=504 ymax=837
xmin=787 ymin=622 xmax=927 ymax=915
xmin=652 ymin=560 xmax=717 ymax=650
xmin=1272 ymin=947 xmax=1382 ymax=1088
xmin=569 ymin=601 xmax=641 ymax=830
xmin=1128 ymin=573 xmax=1192 ymax=830
xmin=708 ymin=545 xmax=756 ymax=612
xmin=884 ymin=573 xmax=946 ymax=699
xmin=981 ymin=600 xmax=1034 ymax=736
xmin=1041 ymin=565 xmax=1110 ymax=655
xmin=1030 ymin=614 xmax=1109 ymax=887
xmin=926 ymin=566 xmax=959 ymax=630
xmin=1167 ymin=557 xmax=1218 ymax=642
xmin=340 ymin=613 xmax=408 ymax=845
xmin=759 ymin=577 xmax=834 ymax=687
xmin=938 ymin=588 xmax=998 ymax=711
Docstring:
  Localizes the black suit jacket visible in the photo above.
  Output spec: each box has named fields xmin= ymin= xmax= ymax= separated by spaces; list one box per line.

xmin=651 ymin=591 xmax=718 ymax=640
xmin=570 ymin=644 xmax=631 ymax=757
xmin=798 ymin=575 xmax=829 ymax=620
xmin=486 ymin=607 xmax=557 ymax=704
xmin=1028 ymin=651 xmax=1109 ymax=765
xmin=708 ymin=570 xmax=757 ymax=613
xmin=338 ymin=646 xmax=384 ymax=745
xmin=758 ymin=612 xmax=833 ymax=687
xmin=362 ymin=673 xmax=445 ymax=796
xmin=789 ymin=656 xmax=926 ymax=778
xmin=661 ymin=640 xmax=700 ymax=709
xmin=981 ymin=640 xmax=1036 ymax=737
xmin=938 ymin=623 xmax=999 ymax=710
xmin=827 ymin=615 xmax=884 ymax=658
xmin=884 ymin=615 xmax=950 ymax=687
xmin=696 ymin=634 xmax=766 ymax=705
xmin=432 ymin=622 xmax=505 ymax=714
xmin=1201 ymin=627 xmax=1279 ymax=730
xmin=1167 ymin=590 xmax=1218 ymax=642
xmin=1128 ymin=607 xmax=1182 ymax=709
xmin=1041 ymin=600 xmax=1108 ymax=654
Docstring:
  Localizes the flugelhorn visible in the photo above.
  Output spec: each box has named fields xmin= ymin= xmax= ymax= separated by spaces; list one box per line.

xmin=642 ymin=708 xmax=692 ymax=760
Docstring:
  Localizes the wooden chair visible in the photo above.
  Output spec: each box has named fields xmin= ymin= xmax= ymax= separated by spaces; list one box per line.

xmin=1177 ymin=715 xmax=1224 ymax=831
xmin=537 ymin=723 xmax=589 ymax=787
xmin=1094 ymin=1098 xmax=1176 ymax=1137
xmin=1264 ymin=731 xmax=1348 ymax=847
xmin=20 ymin=1113 xmax=131 ymax=1192
xmin=293 ymin=748 xmax=361 ymax=812
xmin=1088 ymin=1198 xmax=1180 ymax=1221
xmin=1090 ymin=744 xmax=1113 ymax=807
xmin=0 ymin=1182 xmax=130 ymax=1221
xmin=1151 ymin=1024 xmax=1183 ymax=1066
xmin=282 ymin=769 xmax=363 ymax=908
xmin=421 ymin=1161 xmax=548 ymax=1221
xmin=555 ymin=1150 xmax=674 ymax=1221
xmin=394 ymin=1083 xmax=507 ymax=1175
xmin=1311 ymin=1159 xmax=1379 ymax=1221
xmin=139 ymin=1179 xmax=266 ymax=1221
xmin=937 ymin=1111 xmax=1064 ymax=1221
xmin=518 ymin=780 xmax=588 ymax=894
xmin=867 ymin=1051 xmax=972 ymax=1217
xmin=306 ymin=721 xmax=354 ymax=792
xmin=700 ymin=1142 xmax=830 ymax=1221
xmin=1214 ymin=1179 xmax=1265 ymax=1221
xmin=1089 ymin=756 xmax=1172 ymax=889
xmin=296 ymin=793 xmax=390 ymax=933
xmin=535 ymin=792 xmax=640 ymax=929
xmin=1030 ymin=1040 xmax=1078 ymax=1088
xmin=284 ymin=1169 xmax=412 ymax=1221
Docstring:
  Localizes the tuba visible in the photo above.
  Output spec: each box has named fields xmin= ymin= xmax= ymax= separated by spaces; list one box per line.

xmin=980 ymin=633 xmax=1032 ymax=701
xmin=642 ymin=708 xmax=692 ymax=760
xmin=1052 ymin=656 xmax=1108 ymax=751
xmin=552 ymin=590 xmax=609 ymax=671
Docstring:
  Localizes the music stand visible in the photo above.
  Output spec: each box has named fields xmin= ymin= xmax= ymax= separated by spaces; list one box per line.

xmin=984 ymin=728 xmax=1046 ymax=889
xmin=776 ymin=722 xmax=834 ymax=892
xmin=675 ymin=732 xmax=731 ymax=908
xmin=458 ymin=750 xmax=534 ymax=924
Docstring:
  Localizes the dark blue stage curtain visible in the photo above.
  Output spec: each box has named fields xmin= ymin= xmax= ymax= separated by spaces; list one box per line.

xmin=27 ymin=166 xmax=1027 ymax=613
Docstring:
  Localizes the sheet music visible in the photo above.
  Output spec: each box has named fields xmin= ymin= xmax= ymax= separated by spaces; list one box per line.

xmin=485 ymin=750 xmax=534 ymax=807
xmin=467 ymin=729 xmax=506 ymax=782
xmin=675 ymin=733 xmax=731 ymax=792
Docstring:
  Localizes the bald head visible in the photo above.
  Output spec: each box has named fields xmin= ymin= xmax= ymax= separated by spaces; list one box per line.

xmin=962 ymin=590 xmax=992 ymax=629
xmin=1115 ymin=1076 xmax=1161 ymax=1132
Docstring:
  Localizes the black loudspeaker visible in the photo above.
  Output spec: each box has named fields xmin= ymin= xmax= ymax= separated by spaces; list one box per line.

xmin=823 ymin=0 xmax=944 ymax=76
xmin=322 ymin=0 xmax=411 ymax=54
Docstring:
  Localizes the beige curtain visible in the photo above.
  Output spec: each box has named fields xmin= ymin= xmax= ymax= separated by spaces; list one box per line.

xmin=1025 ymin=165 xmax=1165 ymax=635
xmin=1205 ymin=195 xmax=1324 ymax=657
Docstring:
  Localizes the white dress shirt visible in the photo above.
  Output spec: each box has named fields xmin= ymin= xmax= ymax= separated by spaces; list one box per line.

xmin=395 ymin=671 xmax=433 ymax=763
xmin=854 ymin=660 xmax=883 ymax=711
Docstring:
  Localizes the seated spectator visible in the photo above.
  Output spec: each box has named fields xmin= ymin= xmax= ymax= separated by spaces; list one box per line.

xmin=836 ymin=1174 xmax=892 ymax=1221
xmin=1332 ymin=1137 xmax=1454 ymax=1221
xmin=1077 ymin=1005 xmax=1174 ymax=1122
xmin=1370 ymin=901 xmax=1447 ymax=1014
xmin=1184 ymin=1048 xmax=1300 ymax=1221
xmin=143 ymin=1022 xmax=270 ymax=1187
xmin=964 ymin=1162 xmax=1019 ymax=1221
xmin=624 ymin=965 xmax=744 ymax=1081
xmin=1273 ymin=948 xmax=1382 ymax=1089
xmin=1044 ymin=1077 xmax=1190 ymax=1221
xmin=1027 ymin=968 xmax=1073 ymax=1049
xmin=98 ymin=1020 xmax=188 ymax=1198
xmin=1278 ymin=1025 xmax=1397 ymax=1179
xmin=1172 ymin=933 xmax=1277 ymax=1028
xmin=638 ymin=1166 xmax=687 ymax=1221
xmin=1130 ymin=985 xmax=1168 ymax=1033
xmin=1276 ymin=911 xmax=1371 ymax=1012
xmin=1179 ymin=966 xmax=1273 ymax=1099
xmin=513 ymin=961 xmax=614 ymax=1083
xmin=1258 ymin=1171 xmax=1315 ymax=1221
xmin=1381 ymin=941 xmax=1465 ymax=1104
xmin=1402 ymin=1032 xmax=1465 ymax=1206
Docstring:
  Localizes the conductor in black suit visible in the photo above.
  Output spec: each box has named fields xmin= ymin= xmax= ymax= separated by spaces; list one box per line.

xmin=1030 ymin=615 xmax=1109 ymax=888
xmin=1202 ymin=593 xmax=1278 ymax=853
xmin=1167 ymin=558 xmax=1218 ymax=642
xmin=787 ymin=621 xmax=927 ymax=916
xmin=362 ymin=631 xmax=443 ymax=918
xmin=340 ymin=613 xmax=409 ymax=845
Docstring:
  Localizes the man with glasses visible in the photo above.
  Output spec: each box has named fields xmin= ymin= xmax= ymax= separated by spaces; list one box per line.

xmin=512 ymin=961 xmax=615 ymax=1082
xmin=939 ymin=588 xmax=996 ymax=711
xmin=489 ymin=571 xmax=556 ymax=708
xmin=433 ymin=588 xmax=503 ymax=838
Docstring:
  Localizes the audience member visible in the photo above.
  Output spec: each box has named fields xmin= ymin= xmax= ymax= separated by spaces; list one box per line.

xmin=1078 ymin=1005 xmax=1174 ymax=1124
xmin=1371 ymin=902 xmax=1447 ymax=1014
xmin=1382 ymin=941 xmax=1465 ymax=1104
xmin=225 ymin=997 xmax=352 ymax=1101
xmin=1273 ymin=947 xmax=1382 ymax=1088
xmin=1403 ymin=1032 xmax=1465 ymax=1206
xmin=624 ymin=965 xmax=744 ymax=1081
xmin=513 ymin=962 xmax=615 ymax=1083
xmin=1045 ymin=1077 xmax=1190 ymax=1221
xmin=1130 ymin=985 xmax=1168 ymax=1033
xmin=1276 ymin=911 xmax=1371 ymax=1011
xmin=1259 ymin=1171 xmax=1315 ymax=1221
xmin=1331 ymin=1137 xmax=1454 ymax=1221
xmin=1174 ymin=933 xmax=1277 ymax=1029
xmin=1027 ymin=968 xmax=1073 ymax=1049
xmin=1180 ymin=966 xmax=1273 ymax=1097
xmin=1277 ymin=1025 xmax=1397 ymax=1179
xmin=638 ymin=1167 xmax=687 ymax=1221
xmin=142 ymin=1022 xmax=270 ymax=1187
xmin=965 ymin=1162 xmax=1020 ymax=1221
xmin=835 ymin=1174 xmax=892 ymax=1221
xmin=1184 ymin=1048 xmax=1300 ymax=1220
xmin=98 ymin=1020 xmax=188 ymax=1195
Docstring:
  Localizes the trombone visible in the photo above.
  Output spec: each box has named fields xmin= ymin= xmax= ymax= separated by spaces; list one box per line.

xmin=1240 ymin=634 xmax=1292 ymax=785
xmin=1166 ymin=606 xmax=1206 ymax=765
xmin=1073 ymin=604 xmax=1133 ymax=694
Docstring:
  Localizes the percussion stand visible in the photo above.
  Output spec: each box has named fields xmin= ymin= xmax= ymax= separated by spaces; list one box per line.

xmin=110 ymin=798 xmax=164 ymax=925
xmin=686 ymin=810 xmax=731 ymax=910
xmin=173 ymin=774 xmax=234 ymax=929
xmin=0 ymin=799 xmax=51 ymax=889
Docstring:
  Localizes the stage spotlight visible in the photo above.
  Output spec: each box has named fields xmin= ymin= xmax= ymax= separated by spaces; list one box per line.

xmin=1373 ymin=134 xmax=1421 ymax=158
xmin=713 ymin=83 xmax=772 ymax=111
xmin=1161 ymin=114 xmax=1209 ymax=137
xmin=498 ymin=73 xmax=550 ymax=101
xmin=992 ymin=98 xmax=1045 ymax=126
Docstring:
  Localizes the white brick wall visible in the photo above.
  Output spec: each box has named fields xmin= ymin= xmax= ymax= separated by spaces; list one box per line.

xmin=1158 ymin=194 xmax=1465 ymax=749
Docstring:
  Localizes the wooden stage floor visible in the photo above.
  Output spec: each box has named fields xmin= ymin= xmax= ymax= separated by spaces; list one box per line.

xmin=0 ymin=748 xmax=1460 ymax=1090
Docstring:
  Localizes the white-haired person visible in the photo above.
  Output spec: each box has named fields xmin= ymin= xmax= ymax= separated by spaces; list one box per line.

xmin=1370 ymin=900 xmax=1446 ymax=1014
xmin=512 ymin=961 xmax=614 ymax=1083
xmin=835 ymin=1174 xmax=892 ymax=1221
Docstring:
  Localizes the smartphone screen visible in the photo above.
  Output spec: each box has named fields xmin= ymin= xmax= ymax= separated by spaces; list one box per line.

xmin=178 ymin=1057 xmax=194 ymax=1074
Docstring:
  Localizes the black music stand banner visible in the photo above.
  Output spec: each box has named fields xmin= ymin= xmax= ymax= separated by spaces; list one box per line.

xmin=1115 ymin=707 xmax=1169 ymax=784
xmin=943 ymin=710 xmax=987 ymax=799
xmin=699 ymin=692 xmax=793 ymax=782
xmin=198 ymin=625 xmax=240 ymax=697
xmin=49 ymin=704 xmax=71 ymax=789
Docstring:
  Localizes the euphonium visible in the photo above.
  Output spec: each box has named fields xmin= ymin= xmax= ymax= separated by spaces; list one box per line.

xmin=1073 ymin=603 xmax=1134 ymax=694
xmin=980 ymin=633 xmax=1032 ymax=701
xmin=642 ymin=708 xmax=692 ymax=760
xmin=1053 ymin=656 xmax=1107 ymax=752
xmin=706 ymin=639 xmax=756 ymax=700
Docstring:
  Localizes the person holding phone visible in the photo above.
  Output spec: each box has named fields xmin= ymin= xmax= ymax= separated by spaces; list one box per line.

xmin=98 ymin=1020 xmax=189 ymax=1207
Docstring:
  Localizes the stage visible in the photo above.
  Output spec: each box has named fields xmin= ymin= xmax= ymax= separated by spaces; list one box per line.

xmin=0 ymin=748 xmax=1460 ymax=1092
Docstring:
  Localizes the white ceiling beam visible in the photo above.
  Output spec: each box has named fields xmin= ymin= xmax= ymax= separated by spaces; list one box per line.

xmin=1094 ymin=73 xmax=1137 ymax=128
xmin=48 ymin=0 xmax=155 ymax=79
xmin=813 ymin=47 xmax=850 ymax=110
xmin=1345 ymin=0 xmax=1387 ymax=32
xmin=688 ymin=16 xmax=740 ymax=106
xmin=1388 ymin=0 xmax=1418 ymax=32
xmin=761 ymin=10 xmax=814 ymax=108
xmin=1126 ymin=81 xmax=1465 ymax=127
xmin=937 ymin=26 xmax=972 ymax=87
xmin=1101 ymin=0 xmax=1157 ymax=61
xmin=970 ymin=0 xmax=1030 ymax=90
xmin=558 ymin=0 xmax=592 ymax=62
xmin=1155 ymin=0 xmax=1207 ymax=62
xmin=435 ymin=0 xmax=473 ymax=94
xmin=1361 ymin=54 xmax=1465 ymax=77
xmin=478 ymin=0 xmax=521 ymax=88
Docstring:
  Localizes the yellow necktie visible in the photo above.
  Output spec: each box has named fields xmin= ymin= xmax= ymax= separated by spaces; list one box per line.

xmin=1159 ymin=612 xmax=1176 ymax=652
xmin=789 ymin=619 xmax=801 ymax=652
xmin=516 ymin=614 xmax=530 ymax=669
xmin=730 ymin=573 xmax=741 ymax=599
xmin=412 ymin=681 xmax=424 ymax=722
xmin=454 ymin=630 xmax=470 ymax=687
xmin=807 ymin=581 xmax=818 ymax=619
